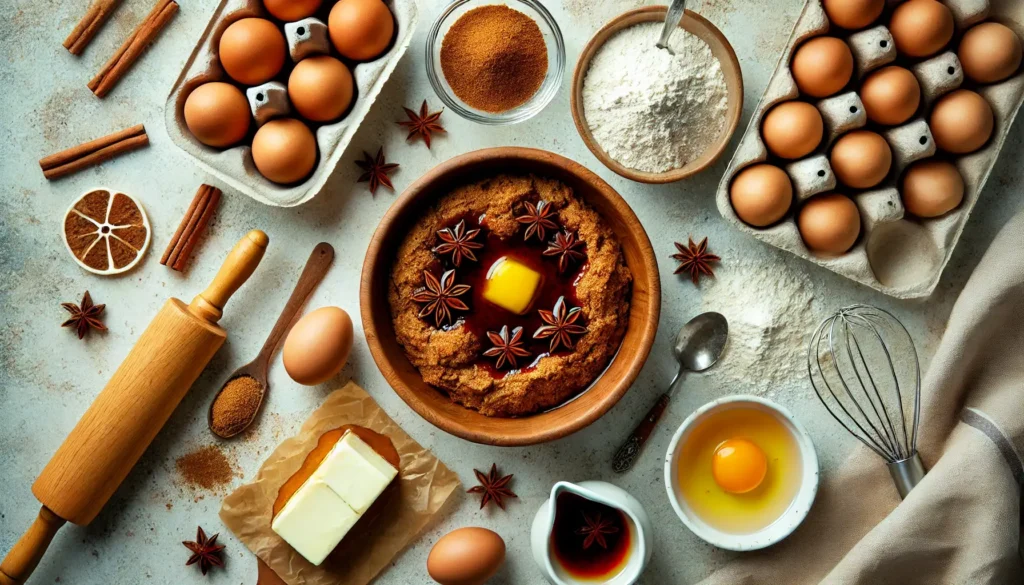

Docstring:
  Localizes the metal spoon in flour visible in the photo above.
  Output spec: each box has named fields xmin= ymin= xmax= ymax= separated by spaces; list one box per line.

xmin=611 ymin=312 xmax=729 ymax=473
xmin=656 ymin=0 xmax=687 ymax=54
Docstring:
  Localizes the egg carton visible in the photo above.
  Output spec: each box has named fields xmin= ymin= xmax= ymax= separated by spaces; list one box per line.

xmin=716 ymin=0 xmax=1024 ymax=298
xmin=164 ymin=0 xmax=417 ymax=207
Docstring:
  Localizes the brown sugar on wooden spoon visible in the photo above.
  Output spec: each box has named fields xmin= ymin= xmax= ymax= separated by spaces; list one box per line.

xmin=209 ymin=243 xmax=335 ymax=438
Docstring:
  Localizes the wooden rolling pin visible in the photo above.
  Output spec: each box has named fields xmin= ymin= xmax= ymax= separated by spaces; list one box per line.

xmin=0 ymin=230 xmax=269 ymax=585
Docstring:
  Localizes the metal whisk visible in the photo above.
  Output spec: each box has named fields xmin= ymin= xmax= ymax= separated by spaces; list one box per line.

xmin=808 ymin=305 xmax=925 ymax=498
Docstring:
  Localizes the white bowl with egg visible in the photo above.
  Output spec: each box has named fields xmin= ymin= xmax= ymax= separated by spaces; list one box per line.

xmin=664 ymin=395 xmax=819 ymax=551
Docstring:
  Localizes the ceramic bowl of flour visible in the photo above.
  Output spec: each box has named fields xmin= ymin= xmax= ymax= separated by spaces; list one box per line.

xmin=571 ymin=7 xmax=744 ymax=183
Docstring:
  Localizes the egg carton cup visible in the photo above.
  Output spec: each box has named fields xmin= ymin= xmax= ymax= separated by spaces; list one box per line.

xmin=165 ymin=0 xmax=418 ymax=207
xmin=716 ymin=0 xmax=1024 ymax=299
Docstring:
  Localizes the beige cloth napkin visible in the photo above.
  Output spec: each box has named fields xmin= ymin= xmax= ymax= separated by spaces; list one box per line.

xmin=699 ymin=212 xmax=1024 ymax=585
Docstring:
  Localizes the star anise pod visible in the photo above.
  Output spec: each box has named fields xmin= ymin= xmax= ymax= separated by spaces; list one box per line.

xmin=182 ymin=526 xmax=226 ymax=576
xmin=483 ymin=326 xmax=531 ymax=370
xmin=576 ymin=512 xmax=619 ymax=550
xmin=356 ymin=147 xmax=399 ymax=195
xmin=61 ymin=291 xmax=107 ymax=339
xmin=433 ymin=219 xmax=483 ymax=267
xmin=467 ymin=463 xmax=517 ymax=510
xmin=534 ymin=296 xmax=587 ymax=352
xmin=543 ymin=230 xmax=586 ymax=273
xmin=515 ymin=200 xmax=558 ymax=242
xmin=671 ymin=237 xmax=721 ymax=285
xmin=410 ymin=269 xmax=470 ymax=327
xmin=398 ymin=100 xmax=446 ymax=148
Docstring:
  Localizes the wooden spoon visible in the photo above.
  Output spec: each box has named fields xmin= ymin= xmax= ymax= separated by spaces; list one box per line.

xmin=208 ymin=242 xmax=334 ymax=438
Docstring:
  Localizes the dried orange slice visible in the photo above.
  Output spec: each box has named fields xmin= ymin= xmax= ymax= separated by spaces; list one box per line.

xmin=62 ymin=189 xmax=151 ymax=275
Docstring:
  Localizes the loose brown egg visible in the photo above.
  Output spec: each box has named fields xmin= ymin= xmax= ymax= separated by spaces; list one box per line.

xmin=329 ymin=0 xmax=395 ymax=61
xmin=822 ymin=0 xmax=885 ymax=30
xmin=791 ymin=36 xmax=854 ymax=98
xmin=930 ymin=89 xmax=994 ymax=154
xmin=264 ymin=0 xmax=321 ymax=21
xmin=288 ymin=56 xmax=355 ymax=122
xmin=427 ymin=527 xmax=505 ymax=585
xmin=282 ymin=307 xmax=354 ymax=385
xmin=729 ymin=164 xmax=794 ymax=227
xmin=183 ymin=82 xmax=251 ymax=148
xmin=798 ymin=193 xmax=861 ymax=255
xmin=762 ymin=101 xmax=823 ymax=159
xmin=252 ymin=118 xmax=318 ymax=184
xmin=889 ymin=0 xmax=954 ymax=58
xmin=958 ymin=22 xmax=1024 ymax=84
xmin=219 ymin=18 xmax=286 ymax=85
xmin=901 ymin=159 xmax=964 ymax=218
xmin=830 ymin=130 xmax=892 ymax=189
xmin=859 ymin=66 xmax=921 ymax=126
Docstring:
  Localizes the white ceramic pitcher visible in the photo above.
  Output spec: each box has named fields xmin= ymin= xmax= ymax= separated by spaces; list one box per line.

xmin=530 ymin=481 xmax=653 ymax=585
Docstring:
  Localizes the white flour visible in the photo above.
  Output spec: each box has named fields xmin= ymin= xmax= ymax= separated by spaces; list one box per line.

xmin=582 ymin=23 xmax=729 ymax=173
xmin=700 ymin=258 xmax=822 ymax=398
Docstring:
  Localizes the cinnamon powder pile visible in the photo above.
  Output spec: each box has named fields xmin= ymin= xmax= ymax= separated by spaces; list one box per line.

xmin=439 ymin=5 xmax=548 ymax=112
xmin=176 ymin=445 xmax=234 ymax=490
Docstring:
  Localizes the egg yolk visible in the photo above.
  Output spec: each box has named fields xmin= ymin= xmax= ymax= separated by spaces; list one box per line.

xmin=712 ymin=438 xmax=768 ymax=494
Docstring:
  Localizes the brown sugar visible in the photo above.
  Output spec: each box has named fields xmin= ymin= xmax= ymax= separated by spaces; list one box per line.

xmin=210 ymin=375 xmax=263 ymax=437
xmin=439 ymin=5 xmax=548 ymax=113
xmin=176 ymin=445 xmax=234 ymax=490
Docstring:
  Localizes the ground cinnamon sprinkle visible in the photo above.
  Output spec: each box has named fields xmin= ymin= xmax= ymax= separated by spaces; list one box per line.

xmin=439 ymin=5 xmax=548 ymax=113
xmin=176 ymin=445 xmax=234 ymax=490
xmin=210 ymin=375 xmax=263 ymax=437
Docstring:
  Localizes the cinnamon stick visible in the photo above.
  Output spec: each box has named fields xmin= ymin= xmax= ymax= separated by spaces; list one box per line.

xmin=63 ymin=0 xmax=122 ymax=55
xmin=39 ymin=124 xmax=148 ymax=180
xmin=88 ymin=0 xmax=179 ymax=98
xmin=161 ymin=184 xmax=222 ymax=272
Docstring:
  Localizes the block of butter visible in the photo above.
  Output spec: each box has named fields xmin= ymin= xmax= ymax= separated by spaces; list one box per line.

xmin=272 ymin=431 xmax=399 ymax=565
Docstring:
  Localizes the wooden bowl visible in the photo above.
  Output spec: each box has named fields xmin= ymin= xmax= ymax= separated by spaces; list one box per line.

xmin=571 ymin=7 xmax=744 ymax=184
xmin=360 ymin=148 xmax=661 ymax=446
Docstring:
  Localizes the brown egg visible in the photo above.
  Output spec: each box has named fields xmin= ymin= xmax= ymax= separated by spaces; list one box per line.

xmin=282 ymin=307 xmax=353 ymax=385
xmin=930 ymin=89 xmax=994 ymax=154
xmin=264 ymin=0 xmax=321 ymax=21
xmin=252 ymin=118 xmax=318 ymax=184
xmin=183 ymin=82 xmax=251 ymax=148
xmin=791 ymin=37 xmax=854 ymax=98
xmin=329 ymin=0 xmax=395 ymax=61
xmin=830 ymin=130 xmax=892 ymax=189
xmin=798 ymin=193 xmax=861 ymax=255
xmin=822 ymin=0 xmax=885 ymax=30
xmin=762 ymin=101 xmax=823 ymax=159
xmin=730 ymin=164 xmax=794 ymax=227
xmin=859 ymin=66 xmax=921 ymax=126
xmin=219 ymin=18 xmax=286 ymax=85
xmin=889 ymin=0 xmax=954 ymax=58
xmin=958 ymin=22 xmax=1024 ymax=84
xmin=288 ymin=56 xmax=355 ymax=122
xmin=427 ymin=527 xmax=505 ymax=585
xmin=901 ymin=159 xmax=964 ymax=218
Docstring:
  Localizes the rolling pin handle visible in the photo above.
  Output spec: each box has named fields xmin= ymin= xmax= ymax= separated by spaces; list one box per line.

xmin=0 ymin=506 xmax=66 ymax=585
xmin=189 ymin=230 xmax=269 ymax=323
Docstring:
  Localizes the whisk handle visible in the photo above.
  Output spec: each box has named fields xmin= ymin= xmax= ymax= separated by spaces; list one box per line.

xmin=612 ymin=393 xmax=671 ymax=474
xmin=888 ymin=453 xmax=926 ymax=499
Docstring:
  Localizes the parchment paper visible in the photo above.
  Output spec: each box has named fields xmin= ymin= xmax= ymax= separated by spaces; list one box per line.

xmin=220 ymin=381 xmax=461 ymax=585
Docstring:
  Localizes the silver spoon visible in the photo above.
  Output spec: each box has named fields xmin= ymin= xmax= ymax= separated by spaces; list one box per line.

xmin=612 ymin=312 xmax=729 ymax=473
xmin=656 ymin=0 xmax=687 ymax=54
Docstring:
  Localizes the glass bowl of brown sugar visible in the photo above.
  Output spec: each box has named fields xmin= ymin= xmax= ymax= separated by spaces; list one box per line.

xmin=426 ymin=0 xmax=565 ymax=125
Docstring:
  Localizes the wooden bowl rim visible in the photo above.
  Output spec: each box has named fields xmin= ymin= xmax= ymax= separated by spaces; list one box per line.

xmin=359 ymin=147 xmax=661 ymax=445
xmin=571 ymin=7 xmax=745 ymax=184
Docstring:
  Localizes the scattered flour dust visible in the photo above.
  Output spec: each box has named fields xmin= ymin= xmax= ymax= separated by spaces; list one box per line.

xmin=582 ymin=22 xmax=729 ymax=173
xmin=701 ymin=258 xmax=822 ymax=398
